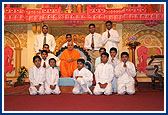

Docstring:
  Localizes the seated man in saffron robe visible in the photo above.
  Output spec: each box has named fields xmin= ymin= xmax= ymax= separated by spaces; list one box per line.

xmin=60 ymin=41 xmax=81 ymax=77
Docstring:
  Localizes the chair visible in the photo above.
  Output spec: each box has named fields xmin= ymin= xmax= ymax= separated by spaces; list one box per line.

xmin=146 ymin=55 xmax=164 ymax=90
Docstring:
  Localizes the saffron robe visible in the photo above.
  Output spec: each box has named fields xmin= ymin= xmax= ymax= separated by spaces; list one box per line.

xmin=60 ymin=49 xmax=81 ymax=77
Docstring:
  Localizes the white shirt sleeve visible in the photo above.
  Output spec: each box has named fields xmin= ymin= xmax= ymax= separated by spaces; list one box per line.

xmin=84 ymin=36 xmax=90 ymax=49
xmin=115 ymin=63 xmax=126 ymax=78
xmin=84 ymin=69 xmax=93 ymax=82
xmin=94 ymin=34 xmax=102 ymax=48
xmin=29 ymin=67 xmax=38 ymax=86
xmin=101 ymin=32 xmax=108 ymax=46
xmin=126 ymin=63 xmax=136 ymax=78
xmin=108 ymin=31 xmax=120 ymax=43
xmin=107 ymin=65 xmax=114 ymax=83
xmin=49 ymin=35 xmax=56 ymax=52
xmin=39 ymin=68 xmax=46 ymax=85
xmin=73 ymin=69 xmax=77 ymax=81
xmin=94 ymin=66 xmax=100 ymax=84
xmin=54 ymin=69 xmax=59 ymax=85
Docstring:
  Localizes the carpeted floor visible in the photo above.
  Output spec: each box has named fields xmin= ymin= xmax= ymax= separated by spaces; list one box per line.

xmin=4 ymin=83 xmax=164 ymax=111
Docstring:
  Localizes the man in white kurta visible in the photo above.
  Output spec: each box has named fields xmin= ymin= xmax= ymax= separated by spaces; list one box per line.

xmin=115 ymin=52 xmax=136 ymax=95
xmin=34 ymin=25 xmax=56 ymax=54
xmin=72 ymin=59 xmax=93 ymax=95
xmin=102 ymin=21 xmax=120 ymax=55
xmin=45 ymin=58 xmax=61 ymax=94
xmin=95 ymin=48 xmax=106 ymax=70
xmin=84 ymin=24 xmax=102 ymax=72
xmin=108 ymin=47 xmax=120 ymax=93
xmin=29 ymin=56 xmax=45 ymax=95
xmin=93 ymin=53 xmax=114 ymax=95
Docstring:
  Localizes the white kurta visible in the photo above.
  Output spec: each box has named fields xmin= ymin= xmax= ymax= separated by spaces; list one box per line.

xmin=102 ymin=29 xmax=120 ymax=54
xmin=29 ymin=66 xmax=46 ymax=95
xmin=93 ymin=63 xmax=114 ymax=95
xmin=84 ymin=32 xmax=102 ymax=50
xmin=47 ymin=53 xmax=60 ymax=67
xmin=34 ymin=33 xmax=56 ymax=53
xmin=73 ymin=67 xmax=93 ymax=94
xmin=108 ymin=57 xmax=120 ymax=93
xmin=95 ymin=56 xmax=101 ymax=70
xmin=41 ymin=58 xmax=50 ymax=69
xmin=115 ymin=61 xmax=136 ymax=95
xmin=45 ymin=67 xmax=61 ymax=95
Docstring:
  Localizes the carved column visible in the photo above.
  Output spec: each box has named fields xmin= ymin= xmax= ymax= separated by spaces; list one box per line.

xmin=128 ymin=47 xmax=132 ymax=61
xmin=127 ymin=41 xmax=140 ymax=91
xmin=14 ymin=48 xmax=22 ymax=77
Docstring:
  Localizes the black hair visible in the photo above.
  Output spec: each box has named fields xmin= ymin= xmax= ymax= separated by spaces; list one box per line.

xmin=42 ymin=25 xmax=48 ymax=29
xmin=43 ymin=44 xmax=49 ymax=48
xmin=77 ymin=59 xmax=85 ymax=64
xmin=110 ymin=47 xmax=117 ymax=53
xmin=99 ymin=47 xmax=106 ymax=52
xmin=33 ymin=55 xmax=41 ymax=62
xmin=121 ymin=52 xmax=129 ymax=57
xmin=49 ymin=58 xmax=56 ymax=64
xmin=101 ymin=52 xmax=109 ymax=58
xmin=89 ymin=23 xmax=95 ymax=28
xmin=41 ymin=50 xmax=48 ymax=55
xmin=66 ymin=34 xmax=72 ymax=38
xmin=105 ymin=21 xmax=113 ymax=25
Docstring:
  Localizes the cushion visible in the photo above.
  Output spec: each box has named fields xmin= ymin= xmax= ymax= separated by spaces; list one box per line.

xmin=58 ymin=78 xmax=75 ymax=86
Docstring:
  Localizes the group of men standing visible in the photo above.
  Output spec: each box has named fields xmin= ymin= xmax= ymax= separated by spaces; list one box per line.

xmin=84 ymin=21 xmax=120 ymax=71
xmin=29 ymin=21 xmax=136 ymax=95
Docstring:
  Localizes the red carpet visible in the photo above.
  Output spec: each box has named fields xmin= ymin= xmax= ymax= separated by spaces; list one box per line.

xmin=4 ymin=89 xmax=164 ymax=111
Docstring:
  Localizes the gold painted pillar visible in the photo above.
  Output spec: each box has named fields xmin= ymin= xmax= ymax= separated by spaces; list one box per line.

xmin=127 ymin=41 xmax=140 ymax=91
xmin=14 ymin=48 xmax=22 ymax=77
xmin=128 ymin=47 xmax=132 ymax=62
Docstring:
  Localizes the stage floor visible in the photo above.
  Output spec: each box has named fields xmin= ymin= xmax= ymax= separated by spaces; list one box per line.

xmin=4 ymin=87 xmax=164 ymax=111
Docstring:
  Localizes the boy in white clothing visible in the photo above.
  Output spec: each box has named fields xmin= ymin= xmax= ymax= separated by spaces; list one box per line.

xmin=29 ymin=55 xmax=45 ymax=95
xmin=95 ymin=48 xmax=106 ymax=70
xmin=93 ymin=52 xmax=114 ymax=95
xmin=108 ymin=47 xmax=120 ymax=93
xmin=42 ymin=44 xmax=60 ymax=66
xmin=72 ymin=59 xmax=93 ymax=95
xmin=45 ymin=58 xmax=61 ymax=95
xmin=41 ymin=50 xmax=49 ymax=68
xmin=115 ymin=52 xmax=136 ymax=95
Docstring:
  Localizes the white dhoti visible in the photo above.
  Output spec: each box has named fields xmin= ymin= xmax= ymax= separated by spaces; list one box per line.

xmin=117 ymin=80 xmax=135 ymax=95
xmin=45 ymin=85 xmax=61 ymax=95
xmin=72 ymin=78 xmax=92 ymax=94
xmin=93 ymin=83 xmax=112 ymax=95
xmin=29 ymin=85 xmax=45 ymax=95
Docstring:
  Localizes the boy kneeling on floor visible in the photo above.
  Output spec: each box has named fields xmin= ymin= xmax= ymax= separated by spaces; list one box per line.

xmin=29 ymin=55 xmax=45 ymax=95
xmin=72 ymin=59 xmax=93 ymax=95
xmin=45 ymin=58 xmax=61 ymax=95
